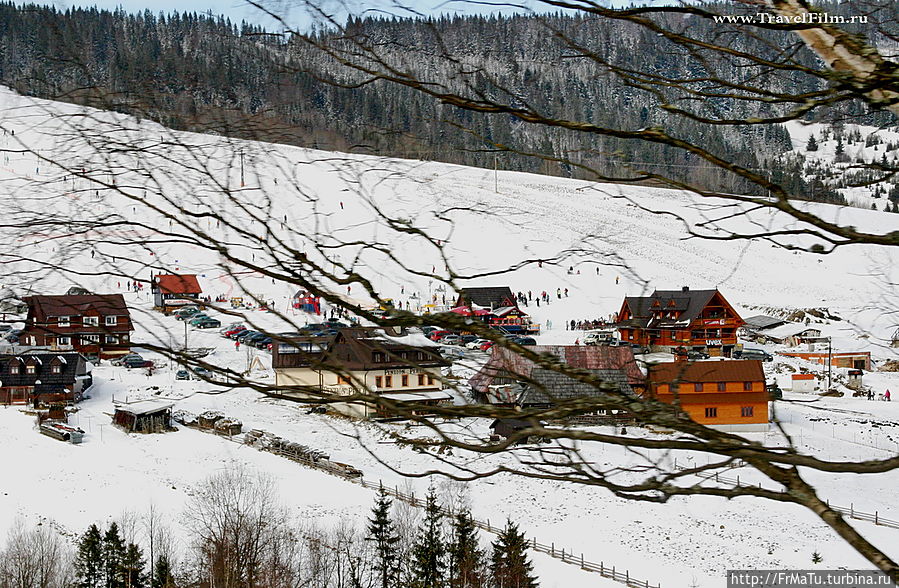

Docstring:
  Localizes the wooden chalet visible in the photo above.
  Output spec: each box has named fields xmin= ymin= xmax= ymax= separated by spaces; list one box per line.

xmin=0 ymin=352 xmax=92 ymax=406
xmin=647 ymin=360 xmax=768 ymax=431
xmin=469 ymin=345 xmax=645 ymax=409
xmin=272 ymin=327 xmax=450 ymax=418
xmin=454 ymin=286 xmax=538 ymax=334
xmin=616 ymin=287 xmax=744 ymax=356
xmin=152 ymin=274 xmax=202 ymax=311
xmin=21 ymin=295 xmax=133 ymax=360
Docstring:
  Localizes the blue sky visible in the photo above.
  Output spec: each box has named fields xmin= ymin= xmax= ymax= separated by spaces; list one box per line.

xmin=48 ymin=0 xmax=534 ymax=31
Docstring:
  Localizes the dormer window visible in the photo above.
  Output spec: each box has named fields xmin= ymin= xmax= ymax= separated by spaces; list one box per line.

xmin=105 ymin=316 xmax=117 ymax=326
xmin=9 ymin=364 xmax=19 ymax=375
xmin=83 ymin=316 xmax=99 ymax=327
xmin=51 ymin=364 xmax=61 ymax=374
xmin=26 ymin=365 xmax=36 ymax=375
xmin=58 ymin=316 xmax=70 ymax=327
xmin=373 ymin=352 xmax=386 ymax=363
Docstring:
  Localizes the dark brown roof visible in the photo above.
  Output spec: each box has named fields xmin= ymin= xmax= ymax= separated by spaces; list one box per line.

xmin=649 ymin=360 xmax=764 ymax=387
xmin=154 ymin=274 xmax=202 ymax=295
xmin=25 ymin=294 xmax=131 ymax=322
xmin=618 ymin=288 xmax=744 ymax=330
xmin=273 ymin=328 xmax=448 ymax=371
xmin=456 ymin=287 xmax=518 ymax=310
xmin=469 ymin=345 xmax=645 ymax=394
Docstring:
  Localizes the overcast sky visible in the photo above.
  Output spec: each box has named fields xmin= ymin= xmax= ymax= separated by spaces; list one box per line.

xmin=44 ymin=0 xmax=532 ymax=31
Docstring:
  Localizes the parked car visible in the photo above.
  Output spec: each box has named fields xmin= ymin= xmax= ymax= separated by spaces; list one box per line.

xmin=479 ymin=341 xmax=495 ymax=352
xmin=111 ymin=353 xmax=143 ymax=367
xmin=628 ymin=343 xmax=650 ymax=354
xmin=226 ymin=326 xmax=248 ymax=338
xmin=253 ymin=336 xmax=272 ymax=349
xmin=195 ymin=318 xmax=222 ymax=329
xmin=174 ymin=307 xmax=201 ymax=320
xmin=219 ymin=323 xmax=244 ymax=335
xmin=175 ymin=369 xmax=191 ymax=380
xmin=440 ymin=334 xmax=462 ymax=345
xmin=188 ymin=314 xmax=212 ymax=326
xmin=512 ymin=336 xmax=537 ymax=346
xmin=766 ymin=383 xmax=783 ymax=400
xmin=421 ymin=326 xmax=438 ymax=336
xmin=236 ymin=330 xmax=260 ymax=343
xmin=687 ymin=350 xmax=710 ymax=360
xmin=124 ymin=357 xmax=154 ymax=369
xmin=244 ymin=332 xmax=270 ymax=346
xmin=0 ymin=324 xmax=12 ymax=333
xmin=735 ymin=348 xmax=774 ymax=362
xmin=459 ymin=334 xmax=479 ymax=345
xmin=428 ymin=330 xmax=452 ymax=342
xmin=192 ymin=367 xmax=212 ymax=379
xmin=467 ymin=338 xmax=490 ymax=349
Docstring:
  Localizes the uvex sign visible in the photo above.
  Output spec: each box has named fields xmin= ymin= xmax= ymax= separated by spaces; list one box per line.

xmin=702 ymin=319 xmax=726 ymax=325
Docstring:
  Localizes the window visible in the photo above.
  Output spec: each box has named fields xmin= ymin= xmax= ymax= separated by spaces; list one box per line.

xmin=337 ymin=375 xmax=351 ymax=385
xmin=741 ymin=406 xmax=754 ymax=417
xmin=704 ymin=407 xmax=717 ymax=418
xmin=105 ymin=335 xmax=119 ymax=344
xmin=105 ymin=316 xmax=117 ymax=326
xmin=717 ymin=382 xmax=726 ymax=392
xmin=375 ymin=376 xmax=382 ymax=388
xmin=418 ymin=374 xmax=426 ymax=386
xmin=25 ymin=365 xmax=36 ymax=375
xmin=57 ymin=337 xmax=70 ymax=346
xmin=743 ymin=381 xmax=753 ymax=391
xmin=384 ymin=375 xmax=393 ymax=388
xmin=427 ymin=375 xmax=434 ymax=386
xmin=51 ymin=364 xmax=61 ymax=374
xmin=693 ymin=383 xmax=703 ymax=392
xmin=401 ymin=375 xmax=409 ymax=387
xmin=82 ymin=335 xmax=99 ymax=344
xmin=57 ymin=316 xmax=70 ymax=327
xmin=9 ymin=364 xmax=19 ymax=375
xmin=83 ymin=316 xmax=99 ymax=327
xmin=373 ymin=352 xmax=385 ymax=363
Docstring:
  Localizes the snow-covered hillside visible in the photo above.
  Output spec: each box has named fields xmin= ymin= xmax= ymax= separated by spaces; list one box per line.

xmin=784 ymin=120 xmax=899 ymax=210
xmin=0 ymin=87 xmax=898 ymax=587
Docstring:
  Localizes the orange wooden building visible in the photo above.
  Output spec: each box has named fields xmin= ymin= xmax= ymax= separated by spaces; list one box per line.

xmin=647 ymin=360 xmax=768 ymax=431
xmin=616 ymin=287 xmax=744 ymax=356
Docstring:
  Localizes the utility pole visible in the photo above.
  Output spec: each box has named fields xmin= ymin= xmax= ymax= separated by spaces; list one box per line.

xmin=494 ymin=153 xmax=498 ymax=193
xmin=827 ymin=337 xmax=833 ymax=391
xmin=240 ymin=149 xmax=245 ymax=188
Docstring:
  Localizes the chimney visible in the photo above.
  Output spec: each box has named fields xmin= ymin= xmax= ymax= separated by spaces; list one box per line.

xmin=682 ymin=286 xmax=689 ymax=292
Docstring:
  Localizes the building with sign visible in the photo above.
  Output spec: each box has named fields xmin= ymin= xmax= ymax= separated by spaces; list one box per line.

xmin=271 ymin=328 xmax=450 ymax=418
xmin=615 ymin=287 xmax=744 ymax=356
xmin=152 ymin=274 xmax=203 ymax=311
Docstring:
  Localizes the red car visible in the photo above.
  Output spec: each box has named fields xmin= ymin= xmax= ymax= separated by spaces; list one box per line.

xmin=479 ymin=341 xmax=494 ymax=351
xmin=428 ymin=330 xmax=452 ymax=341
xmin=225 ymin=326 xmax=247 ymax=338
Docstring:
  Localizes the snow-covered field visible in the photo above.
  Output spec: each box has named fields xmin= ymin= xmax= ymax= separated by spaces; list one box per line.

xmin=0 ymin=87 xmax=898 ymax=586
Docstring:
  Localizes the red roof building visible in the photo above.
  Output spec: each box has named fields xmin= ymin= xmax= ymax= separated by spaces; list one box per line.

xmin=152 ymin=274 xmax=202 ymax=310
xmin=647 ymin=360 xmax=768 ymax=430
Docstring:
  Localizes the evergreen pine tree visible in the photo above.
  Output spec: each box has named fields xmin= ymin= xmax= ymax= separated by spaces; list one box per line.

xmin=367 ymin=489 xmax=400 ymax=588
xmin=806 ymin=135 xmax=819 ymax=152
xmin=74 ymin=524 xmax=105 ymax=588
xmin=121 ymin=543 xmax=147 ymax=588
xmin=448 ymin=508 xmax=485 ymax=588
xmin=410 ymin=488 xmax=447 ymax=588
xmin=151 ymin=555 xmax=175 ymax=588
xmin=490 ymin=521 xmax=538 ymax=588
xmin=103 ymin=522 xmax=127 ymax=588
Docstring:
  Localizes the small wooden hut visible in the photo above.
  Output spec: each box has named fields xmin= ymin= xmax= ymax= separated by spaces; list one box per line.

xmin=114 ymin=401 xmax=174 ymax=433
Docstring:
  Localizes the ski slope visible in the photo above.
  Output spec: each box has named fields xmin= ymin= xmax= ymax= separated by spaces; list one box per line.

xmin=0 ymin=87 xmax=897 ymax=586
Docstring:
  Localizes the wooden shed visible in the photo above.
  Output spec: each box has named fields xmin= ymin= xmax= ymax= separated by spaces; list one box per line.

xmin=113 ymin=401 xmax=174 ymax=433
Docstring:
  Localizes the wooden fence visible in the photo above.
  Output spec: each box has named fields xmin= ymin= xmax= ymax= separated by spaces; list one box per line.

xmin=674 ymin=461 xmax=899 ymax=530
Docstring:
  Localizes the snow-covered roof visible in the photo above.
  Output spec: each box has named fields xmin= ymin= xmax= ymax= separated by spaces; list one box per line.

xmin=115 ymin=400 xmax=175 ymax=415
xmin=760 ymin=322 xmax=820 ymax=340
xmin=380 ymin=390 xmax=452 ymax=402
xmin=376 ymin=329 xmax=439 ymax=347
